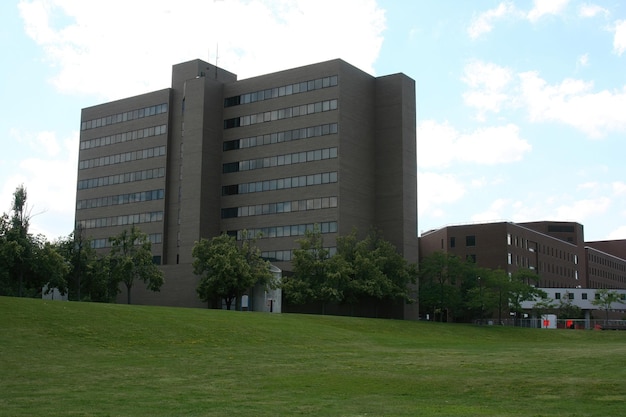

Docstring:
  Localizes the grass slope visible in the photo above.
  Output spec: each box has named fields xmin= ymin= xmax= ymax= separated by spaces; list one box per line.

xmin=1 ymin=297 xmax=625 ymax=416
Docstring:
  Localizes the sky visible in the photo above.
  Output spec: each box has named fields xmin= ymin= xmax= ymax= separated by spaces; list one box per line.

xmin=1 ymin=0 xmax=626 ymax=242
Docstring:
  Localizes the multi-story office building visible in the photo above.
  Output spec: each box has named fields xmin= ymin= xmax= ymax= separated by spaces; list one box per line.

xmin=419 ymin=221 xmax=626 ymax=290
xmin=75 ymin=59 xmax=419 ymax=318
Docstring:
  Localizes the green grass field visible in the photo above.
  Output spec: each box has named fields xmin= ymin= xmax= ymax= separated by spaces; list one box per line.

xmin=1 ymin=297 xmax=625 ymax=416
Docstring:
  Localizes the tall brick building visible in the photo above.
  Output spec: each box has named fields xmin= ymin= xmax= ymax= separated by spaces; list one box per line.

xmin=75 ymin=59 xmax=418 ymax=318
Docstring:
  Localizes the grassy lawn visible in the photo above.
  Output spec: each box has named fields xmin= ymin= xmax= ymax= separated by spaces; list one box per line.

xmin=1 ymin=297 xmax=625 ymax=416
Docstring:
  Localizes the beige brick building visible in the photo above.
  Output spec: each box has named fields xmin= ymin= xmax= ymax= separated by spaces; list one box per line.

xmin=75 ymin=59 xmax=418 ymax=318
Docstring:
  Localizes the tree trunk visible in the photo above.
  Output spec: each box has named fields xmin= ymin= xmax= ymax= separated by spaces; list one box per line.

xmin=126 ymin=284 xmax=132 ymax=304
xmin=19 ymin=269 xmax=24 ymax=297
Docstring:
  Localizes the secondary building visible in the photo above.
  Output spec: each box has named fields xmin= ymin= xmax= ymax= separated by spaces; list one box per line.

xmin=419 ymin=221 xmax=626 ymax=321
xmin=75 ymin=58 xmax=418 ymax=318
xmin=419 ymin=220 xmax=626 ymax=289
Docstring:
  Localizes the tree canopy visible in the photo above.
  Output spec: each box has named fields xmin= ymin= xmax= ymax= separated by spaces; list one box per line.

xmin=192 ymin=233 xmax=272 ymax=310
xmin=0 ymin=185 xmax=70 ymax=297
xmin=108 ymin=225 xmax=164 ymax=304
xmin=419 ymin=253 xmax=546 ymax=323
xmin=283 ymin=227 xmax=417 ymax=316
xmin=591 ymin=288 xmax=622 ymax=322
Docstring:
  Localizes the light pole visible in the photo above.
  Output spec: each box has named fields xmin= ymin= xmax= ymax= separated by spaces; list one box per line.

xmin=478 ymin=276 xmax=483 ymax=324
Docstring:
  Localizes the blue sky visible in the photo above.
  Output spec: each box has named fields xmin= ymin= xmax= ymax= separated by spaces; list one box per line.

xmin=1 ymin=0 xmax=625 ymax=242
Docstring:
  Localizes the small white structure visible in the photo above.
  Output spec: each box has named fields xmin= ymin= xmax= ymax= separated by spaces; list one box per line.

xmin=251 ymin=264 xmax=282 ymax=313
xmin=42 ymin=285 xmax=68 ymax=301
xmin=541 ymin=314 xmax=557 ymax=329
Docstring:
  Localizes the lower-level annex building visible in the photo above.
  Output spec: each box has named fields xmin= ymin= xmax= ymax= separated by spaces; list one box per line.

xmin=419 ymin=220 xmax=626 ymax=290
xmin=75 ymin=59 xmax=419 ymax=318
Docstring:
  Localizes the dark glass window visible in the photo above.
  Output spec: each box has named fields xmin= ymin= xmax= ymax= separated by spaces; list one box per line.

xmin=224 ymin=118 xmax=240 ymax=129
xmin=223 ymin=140 xmax=239 ymax=151
xmin=466 ymin=235 xmax=476 ymax=246
xmin=222 ymin=184 xmax=238 ymax=196
xmin=450 ymin=237 xmax=456 ymax=248
xmin=222 ymin=162 xmax=239 ymax=173
xmin=221 ymin=207 xmax=238 ymax=219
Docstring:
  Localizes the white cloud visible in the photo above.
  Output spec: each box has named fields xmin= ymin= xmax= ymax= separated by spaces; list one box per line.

xmin=577 ymin=181 xmax=598 ymax=191
xmin=471 ymin=198 xmax=511 ymax=223
xmin=12 ymin=130 xmax=61 ymax=156
xmin=0 ymin=131 xmax=78 ymax=239
xmin=613 ymin=20 xmax=626 ymax=56
xmin=462 ymin=60 xmax=513 ymax=120
xmin=18 ymin=0 xmax=386 ymax=100
xmin=612 ymin=181 xmax=626 ymax=196
xmin=417 ymin=120 xmax=531 ymax=168
xmin=606 ymin=226 xmax=626 ymax=240
xmin=416 ymin=120 xmax=458 ymax=168
xmin=417 ymin=171 xmax=466 ymax=218
xmin=578 ymin=4 xmax=609 ymax=18
xmin=527 ymin=0 xmax=570 ymax=22
xmin=518 ymin=71 xmax=626 ymax=138
xmin=467 ymin=2 xmax=517 ymax=39
xmin=577 ymin=53 xmax=589 ymax=67
xmin=555 ymin=197 xmax=611 ymax=221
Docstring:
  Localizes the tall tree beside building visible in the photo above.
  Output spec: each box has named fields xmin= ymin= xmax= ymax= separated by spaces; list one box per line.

xmin=0 ymin=186 xmax=41 ymax=296
xmin=192 ymin=233 xmax=269 ymax=310
xmin=591 ymin=288 xmax=622 ymax=323
xmin=284 ymin=227 xmax=340 ymax=314
xmin=285 ymin=227 xmax=417 ymax=316
xmin=108 ymin=225 xmax=164 ymax=304
xmin=418 ymin=252 xmax=466 ymax=322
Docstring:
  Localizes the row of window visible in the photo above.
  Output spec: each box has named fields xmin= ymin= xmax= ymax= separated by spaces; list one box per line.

xmin=588 ymin=281 xmax=623 ymax=290
xmin=224 ymin=75 xmax=338 ymax=107
xmin=223 ymin=99 xmax=337 ymax=129
xmin=91 ymin=233 xmax=162 ymax=249
xmin=540 ymin=262 xmax=578 ymax=280
xmin=449 ymin=235 xmax=475 ymax=248
xmin=77 ymin=211 xmax=164 ymax=230
xmin=78 ymin=146 xmax=166 ymax=170
xmin=261 ymin=246 xmax=337 ymax=263
xmin=78 ymin=167 xmax=165 ymax=191
xmin=541 ymin=245 xmax=577 ymax=263
xmin=76 ymin=189 xmax=164 ymax=210
xmin=223 ymin=123 xmax=338 ymax=151
xmin=553 ymin=292 xmax=625 ymax=300
xmin=221 ymin=196 xmax=338 ymax=219
xmin=222 ymin=171 xmax=338 ymax=196
xmin=222 ymin=147 xmax=337 ymax=173
xmin=507 ymin=234 xmax=537 ymax=252
xmin=506 ymin=234 xmax=579 ymax=264
xmin=588 ymin=253 xmax=626 ymax=272
xmin=80 ymin=125 xmax=167 ymax=150
xmin=589 ymin=267 xmax=626 ymax=283
xmin=231 ymin=221 xmax=337 ymax=241
xmin=81 ymin=103 xmax=168 ymax=131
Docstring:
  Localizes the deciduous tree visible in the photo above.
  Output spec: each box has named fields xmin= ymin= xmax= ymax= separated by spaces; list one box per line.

xmin=193 ymin=233 xmax=269 ymax=310
xmin=592 ymin=288 xmax=622 ymax=323
xmin=108 ymin=226 xmax=163 ymax=304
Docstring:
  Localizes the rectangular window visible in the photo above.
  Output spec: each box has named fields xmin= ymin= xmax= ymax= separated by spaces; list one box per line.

xmin=555 ymin=292 xmax=561 ymax=300
xmin=450 ymin=237 xmax=456 ymax=248
xmin=466 ymin=235 xmax=476 ymax=246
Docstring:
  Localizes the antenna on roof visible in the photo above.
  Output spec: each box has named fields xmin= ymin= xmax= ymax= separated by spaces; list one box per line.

xmin=215 ymin=43 xmax=219 ymax=79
